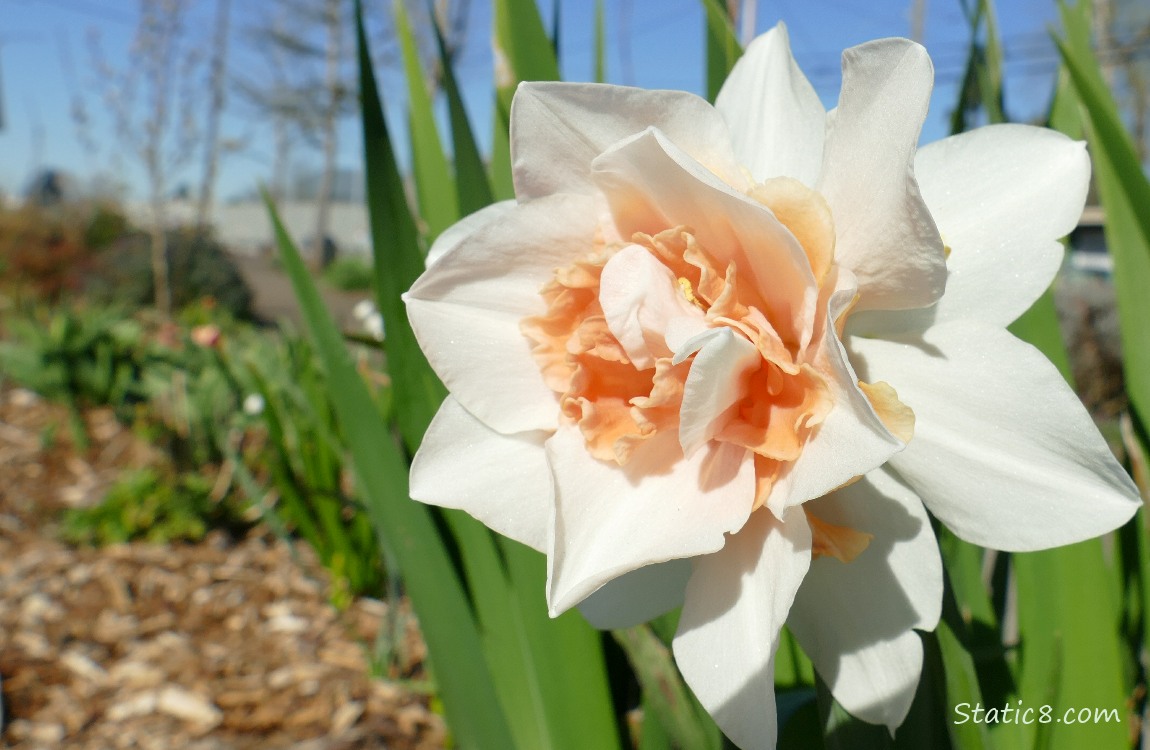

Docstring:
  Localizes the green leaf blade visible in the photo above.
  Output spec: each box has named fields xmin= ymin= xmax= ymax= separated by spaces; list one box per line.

xmin=395 ymin=0 xmax=458 ymax=240
xmin=356 ymin=0 xmax=446 ymax=450
xmin=266 ymin=193 xmax=516 ymax=750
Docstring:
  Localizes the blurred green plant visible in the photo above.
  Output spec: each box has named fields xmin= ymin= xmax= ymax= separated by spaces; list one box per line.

xmin=60 ymin=467 xmax=240 ymax=545
xmin=0 ymin=304 xmax=148 ymax=447
xmin=322 ymin=255 xmax=376 ymax=292
xmin=85 ymin=227 xmax=254 ymax=319
xmin=0 ymin=297 xmax=386 ymax=601
xmin=237 ymin=328 xmax=387 ymax=600
xmin=84 ymin=203 xmax=131 ymax=250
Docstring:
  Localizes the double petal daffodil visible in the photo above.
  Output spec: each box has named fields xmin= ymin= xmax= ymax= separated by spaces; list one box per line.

xmin=403 ymin=24 xmax=1140 ymax=750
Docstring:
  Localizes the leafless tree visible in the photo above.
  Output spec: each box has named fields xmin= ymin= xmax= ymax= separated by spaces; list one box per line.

xmin=90 ymin=0 xmax=201 ymax=315
xmin=233 ymin=0 xmax=356 ymax=265
xmin=312 ymin=0 xmax=343 ymax=267
xmin=195 ymin=0 xmax=233 ymax=232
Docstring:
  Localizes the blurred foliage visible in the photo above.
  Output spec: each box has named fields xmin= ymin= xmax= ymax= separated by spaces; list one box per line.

xmin=60 ymin=466 xmax=243 ymax=545
xmin=0 ymin=295 xmax=386 ymax=598
xmin=322 ymin=254 xmax=376 ymax=292
xmin=84 ymin=204 xmax=131 ymax=250
xmin=238 ymin=325 xmax=388 ymax=599
xmin=0 ymin=304 xmax=149 ymax=414
xmin=0 ymin=204 xmax=112 ymax=302
xmin=85 ymin=227 xmax=254 ymax=320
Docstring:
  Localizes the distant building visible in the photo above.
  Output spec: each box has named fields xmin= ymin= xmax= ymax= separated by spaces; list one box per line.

xmin=1069 ymin=205 xmax=1112 ymax=275
xmin=125 ymin=198 xmax=371 ymax=258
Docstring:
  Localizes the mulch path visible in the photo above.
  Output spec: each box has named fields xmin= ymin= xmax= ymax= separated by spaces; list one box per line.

xmin=0 ymin=387 xmax=445 ymax=749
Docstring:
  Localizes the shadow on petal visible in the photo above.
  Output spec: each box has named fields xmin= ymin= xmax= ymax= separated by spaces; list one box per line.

xmin=788 ymin=469 xmax=942 ymax=729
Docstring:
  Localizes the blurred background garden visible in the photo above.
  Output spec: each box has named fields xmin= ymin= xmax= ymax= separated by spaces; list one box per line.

xmin=1 ymin=0 xmax=1149 ymax=748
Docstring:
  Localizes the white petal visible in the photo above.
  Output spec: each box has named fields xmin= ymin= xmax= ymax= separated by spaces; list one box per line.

xmin=767 ymin=272 xmax=904 ymax=513
xmin=546 ymin=426 xmax=754 ymax=615
xmin=849 ymin=321 xmax=1141 ymax=551
xmin=576 ymin=559 xmax=692 ymax=629
xmin=599 ymin=243 xmax=704 ymax=369
xmin=665 ymin=316 xmax=713 ymax=358
xmin=788 ymin=467 xmax=941 ymax=731
xmin=511 ymin=81 xmax=746 ymax=200
xmin=672 ymin=326 xmax=721 ymax=365
xmin=715 ymin=23 xmax=826 ymax=187
xmin=405 ymin=194 xmax=596 ymax=434
xmin=915 ymin=124 xmax=1089 ymax=328
xmin=425 ymin=200 xmax=516 ymax=267
xmin=593 ymin=127 xmax=817 ymax=346
xmin=817 ymin=39 xmax=945 ymax=312
xmin=410 ymin=396 xmax=552 ymax=552
xmin=679 ymin=328 xmax=760 ymax=457
xmin=673 ymin=508 xmax=812 ymax=750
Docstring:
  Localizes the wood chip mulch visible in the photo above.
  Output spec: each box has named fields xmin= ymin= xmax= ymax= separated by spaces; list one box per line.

xmin=0 ymin=388 xmax=446 ymax=750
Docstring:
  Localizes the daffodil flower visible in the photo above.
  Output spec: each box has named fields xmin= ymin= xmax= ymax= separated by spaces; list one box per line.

xmin=403 ymin=24 xmax=1140 ymax=750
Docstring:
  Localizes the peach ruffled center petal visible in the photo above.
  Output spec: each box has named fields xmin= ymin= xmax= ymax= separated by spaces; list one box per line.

xmin=806 ymin=509 xmax=874 ymax=563
xmin=859 ymin=381 xmax=916 ymax=443
xmin=522 ymin=180 xmax=911 ymax=558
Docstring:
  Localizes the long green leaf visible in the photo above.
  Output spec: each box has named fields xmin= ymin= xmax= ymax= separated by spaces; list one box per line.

xmin=367 ymin=9 xmax=622 ymax=750
xmin=395 ymin=0 xmax=458 ymax=240
xmin=266 ymin=194 xmax=515 ymax=750
xmin=936 ymin=578 xmax=995 ymax=750
xmin=501 ymin=539 xmax=622 ymax=750
xmin=550 ymin=0 xmax=561 ymax=60
xmin=1012 ymin=543 xmax=1127 ymax=750
xmin=701 ymin=0 xmax=741 ymax=102
xmin=430 ymin=7 xmax=495 ymax=214
xmin=1055 ymin=1 xmax=1150 ymax=430
xmin=493 ymin=0 xmax=560 ymax=84
xmin=593 ymin=0 xmax=606 ymax=83
xmin=357 ymin=1 xmax=446 ymax=451
xmin=614 ymin=623 xmax=720 ymax=750
xmin=438 ymin=488 xmax=620 ymax=750
xmin=950 ymin=0 xmax=1005 ymax=133
xmin=935 ymin=528 xmax=1018 ymax=747
xmin=774 ymin=626 xmax=815 ymax=688
xmin=977 ymin=0 xmax=1005 ymax=124
xmin=363 ymin=7 xmax=545 ymax=747
xmin=442 ymin=514 xmax=551 ymax=749
xmin=491 ymin=0 xmax=561 ymax=198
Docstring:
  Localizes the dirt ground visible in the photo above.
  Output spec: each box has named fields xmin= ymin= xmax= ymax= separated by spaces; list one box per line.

xmin=0 ymin=387 xmax=446 ymax=750
xmin=0 ymin=255 xmax=447 ymax=749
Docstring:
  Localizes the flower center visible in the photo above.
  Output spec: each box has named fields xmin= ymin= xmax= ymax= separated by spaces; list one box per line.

xmin=522 ymin=217 xmax=833 ymax=494
xmin=521 ymin=177 xmax=910 ymax=564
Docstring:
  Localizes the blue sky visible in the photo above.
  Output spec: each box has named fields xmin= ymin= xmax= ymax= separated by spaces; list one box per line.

xmin=0 ymin=0 xmax=1065 ymax=203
